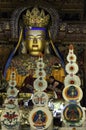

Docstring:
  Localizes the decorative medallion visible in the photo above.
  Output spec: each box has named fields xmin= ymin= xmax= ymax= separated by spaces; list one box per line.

xmin=37 ymin=62 xmax=45 ymax=69
xmin=29 ymin=107 xmax=52 ymax=130
xmin=67 ymin=54 xmax=76 ymax=63
xmin=65 ymin=63 xmax=78 ymax=74
xmin=1 ymin=109 xmax=20 ymax=129
xmin=62 ymin=103 xmax=85 ymax=126
xmin=62 ymin=85 xmax=83 ymax=102
xmin=36 ymin=70 xmax=46 ymax=78
xmin=7 ymin=87 xmax=19 ymax=97
xmin=64 ymin=75 xmax=81 ymax=87
xmin=4 ymin=98 xmax=18 ymax=109
xmin=8 ymin=80 xmax=17 ymax=87
xmin=32 ymin=92 xmax=48 ymax=106
xmin=34 ymin=78 xmax=47 ymax=91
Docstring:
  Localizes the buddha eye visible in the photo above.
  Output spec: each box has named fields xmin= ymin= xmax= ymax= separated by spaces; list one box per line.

xmin=28 ymin=35 xmax=34 ymax=39
xmin=37 ymin=36 xmax=45 ymax=40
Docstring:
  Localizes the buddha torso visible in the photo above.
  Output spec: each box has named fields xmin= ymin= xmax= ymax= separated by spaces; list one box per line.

xmin=6 ymin=54 xmax=64 ymax=86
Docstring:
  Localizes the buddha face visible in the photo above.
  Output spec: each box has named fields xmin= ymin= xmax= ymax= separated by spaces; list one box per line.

xmin=26 ymin=28 xmax=46 ymax=56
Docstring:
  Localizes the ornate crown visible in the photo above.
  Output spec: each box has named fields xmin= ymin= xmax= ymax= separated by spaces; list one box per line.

xmin=23 ymin=7 xmax=50 ymax=27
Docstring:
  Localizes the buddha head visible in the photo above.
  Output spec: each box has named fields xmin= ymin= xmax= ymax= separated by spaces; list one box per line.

xmin=25 ymin=27 xmax=46 ymax=56
xmin=22 ymin=7 xmax=50 ymax=56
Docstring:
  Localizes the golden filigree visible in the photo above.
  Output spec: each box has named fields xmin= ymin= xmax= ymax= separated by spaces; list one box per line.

xmin=23 ymin=7 xmax=50 ymax=27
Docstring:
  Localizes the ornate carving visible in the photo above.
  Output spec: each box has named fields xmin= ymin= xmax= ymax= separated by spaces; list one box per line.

xmin=23 ymin=7 xmax=50 ymax=27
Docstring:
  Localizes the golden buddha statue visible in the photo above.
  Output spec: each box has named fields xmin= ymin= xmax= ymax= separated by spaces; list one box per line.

xmin=4 ymin=7 xmax=65 ymax=92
